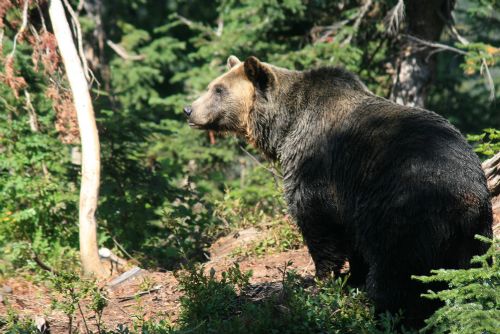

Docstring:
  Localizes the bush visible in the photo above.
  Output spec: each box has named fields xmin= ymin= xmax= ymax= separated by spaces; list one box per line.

xmin=415 ymin=236 xmax=500 ymax=334
xmin=173 ymin=263 xmax=409 ymax=334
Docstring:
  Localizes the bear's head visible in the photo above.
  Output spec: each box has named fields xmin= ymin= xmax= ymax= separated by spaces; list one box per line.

xmin=184 ymin=55 xmax=276 ymax=135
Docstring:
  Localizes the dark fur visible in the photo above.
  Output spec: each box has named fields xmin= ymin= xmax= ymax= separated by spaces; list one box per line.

xmin=189 ymin=59 xmax=493 ymax=326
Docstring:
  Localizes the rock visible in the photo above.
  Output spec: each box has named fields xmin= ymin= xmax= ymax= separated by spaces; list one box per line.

xmin=2 ymin=285 xmax=12 ymax=294
xmin=208 ymin=227 xmax=262 ymax=260
xmin=34 ymin=316 xmax=49 ymax=333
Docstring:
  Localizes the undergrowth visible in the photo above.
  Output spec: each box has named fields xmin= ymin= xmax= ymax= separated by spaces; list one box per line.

xmin=1 ymin=238 xmax=497 ymax=334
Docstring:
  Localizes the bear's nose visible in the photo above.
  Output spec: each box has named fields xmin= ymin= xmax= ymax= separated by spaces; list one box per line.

xmin=183 ymin=106 xmax=193 ymax=117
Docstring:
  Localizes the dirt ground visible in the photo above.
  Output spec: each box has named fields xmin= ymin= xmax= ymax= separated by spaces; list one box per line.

xmin=3 ymin=217 xmax=498 ymax=333
xmin=0 ymin=229 xmax=314 ymax=333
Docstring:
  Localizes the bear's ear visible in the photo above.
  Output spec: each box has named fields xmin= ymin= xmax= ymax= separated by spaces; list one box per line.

xmin=226 ymin=55 xmax=241 ymax=70
xmin=244 ymin=56 xmax=275 ymax=93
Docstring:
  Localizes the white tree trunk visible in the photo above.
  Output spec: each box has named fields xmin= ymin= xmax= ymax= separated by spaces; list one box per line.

xmin=49 ymin=0 xmax=106 ymax=277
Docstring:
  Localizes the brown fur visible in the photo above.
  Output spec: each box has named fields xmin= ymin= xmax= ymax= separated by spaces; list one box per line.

xmin=189 ymin=60 xmax=256 ymax=141
xmin=185 ymin=56 xmax=493 ymax=328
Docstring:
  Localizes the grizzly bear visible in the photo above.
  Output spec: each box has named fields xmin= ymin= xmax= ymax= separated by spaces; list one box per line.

xmin=184 ymin=55 xmax=493 ymax=326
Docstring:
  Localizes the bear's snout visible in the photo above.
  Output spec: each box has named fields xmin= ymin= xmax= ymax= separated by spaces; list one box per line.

xmin=183 ymin=105 xmax=193 ymax=117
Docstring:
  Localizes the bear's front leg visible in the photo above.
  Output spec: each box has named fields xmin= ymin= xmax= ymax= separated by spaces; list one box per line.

xmin=290 ymin=202 xmax=348 ymax=279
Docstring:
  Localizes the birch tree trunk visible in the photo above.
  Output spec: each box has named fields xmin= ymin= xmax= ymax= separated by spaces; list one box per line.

xmin=49 ymin=0 xmax=106 ymax=277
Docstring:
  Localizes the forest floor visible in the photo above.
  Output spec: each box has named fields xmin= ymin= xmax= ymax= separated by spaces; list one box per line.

xmin=2 ymin=213 xmax=498 ymax=334
xmin=0 ymin=228 xmax=315 ymax=333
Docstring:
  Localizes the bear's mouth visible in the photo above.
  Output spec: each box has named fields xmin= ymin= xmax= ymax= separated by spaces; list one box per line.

xmin=188 ymin=121 xmax=204 ymax=129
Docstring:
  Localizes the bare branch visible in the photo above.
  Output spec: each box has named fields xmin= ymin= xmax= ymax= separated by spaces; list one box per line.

xmin=310 ymin=19 xmax=350 ymax=43
xmin=442 ymin=17 xmax=496 ymax=101
xmin=239 ymin=145 xmax=283 ymax=180
xmin=31 ymin=248 xmax=58 ymax=274
xmin=0 ymin=29 xmax=4 ymax=53
xmin=435 ymin=9 xmax=496 ymax=101
xmin=24 ymin=90 xmax=39 ymax=132
xmin=35 ymin=0 xmax=48 ymax=33
xmin=480 ymin=59 xmax=496 ymax=101
xmin=106 ymin=40 xmax=145 ymax=61
xmin=175 ymin=14 xmax=196 ymax=28
xmin=117 ymin=285 xmax=162 ymax=302
xmin=9 ymin=0 xmax=29 ymax=59
xmin=216 ymin=18 xmax=224 ymax=37
xmin=24 ymin=90 xmax=49 ymax=177
xmin=341 ymin=0 xmax=373 ymax=46
xmin=403 ymin=34 xmax=467 ymax=55
xmin=62 ymin=0 xmax=99 ymax=87
xmin=77 ymin=0 xmax=85 ymax=12
xmin=173 ymin=13 xmax=217 ymax=37
xmin=384 ymin=0 xmax=405 ymax=36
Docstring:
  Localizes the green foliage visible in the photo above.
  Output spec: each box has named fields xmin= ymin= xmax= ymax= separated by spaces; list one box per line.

xmin=0 ymin=306 xmax=38 ymax=334
xmin=170 ymin=264 xmax=409 ymax=334
xmin=0 ymin=42 xmax=79 ymax=274
xmin=231 ymin=220 xmax=304 ymax=258
xmin=415 ymin=237 xmax=500 ymax=334
xmin=468 ymin=128 xmax=500 ymax=157
xmin=0 ymin=1 xmax=498 ymax=332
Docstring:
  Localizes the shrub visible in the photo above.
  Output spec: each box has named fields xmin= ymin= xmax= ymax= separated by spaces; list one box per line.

xmin=415 ymin=236 xmax=499 ymax=334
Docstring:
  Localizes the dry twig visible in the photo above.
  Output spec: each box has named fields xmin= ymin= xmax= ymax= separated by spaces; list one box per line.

xmin=62 ymin=0 xmax=99 ymax=87
xmin=384 ymin=0 xmax=405 ymax=36
xmin=117 ymin=285 xmax=162 ymax=302
xmin=239 ymin=145 xmax=283 ymax=180
xmin=106 ymin=40 xmax=145 ymax=61
xmin=403 ymin=34 xmax=467 ymax=55
xmin=341 ymin=0 xmax=373 ymax=46
xmin=9 ymin=0 xmax=29 ymax=59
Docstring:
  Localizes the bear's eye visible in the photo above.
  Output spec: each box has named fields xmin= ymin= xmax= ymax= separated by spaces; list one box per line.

xmin=214 ymin=86 xmax=224 ymax=95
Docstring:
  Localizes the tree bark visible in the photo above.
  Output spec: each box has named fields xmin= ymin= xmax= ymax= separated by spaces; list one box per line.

xmin=390 ymin=1 xmax=499 ymax=237
xmin=49 ymin=0 xmax=106 ymax=277
xmin=390 ymin=0 xmax=454 ymax=108
xmin=483 ymin=152 xmax=500 ymax=237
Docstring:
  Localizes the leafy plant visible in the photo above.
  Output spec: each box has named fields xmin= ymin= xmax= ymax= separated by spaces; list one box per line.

xmin=468 ymin=128 xmax=500 ymax=157
xmin=172 ymin=264 xmax=409 ymax=334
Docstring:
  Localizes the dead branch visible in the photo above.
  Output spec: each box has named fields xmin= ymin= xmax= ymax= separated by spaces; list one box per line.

xmin=117 ymin=285 xmax=162 ymax=302
xmin=310 ymin=20 xmax=350 ymax=43
xmin=77 ymin=0 xmax=85 ymax=12
xmin=35 ymin=0 xmax=47 ymax=33
xmin=111 ymin=235 xmax=136 ymax=261
xmin=31 ymin=249 xmax=59 ymax=275
xmin=384 ymin=0 xmax=405 ymax=36
xmin=216 ymin=18 xmax=224 ymax=37
xmin=9 ymin=0 xmax=29 ymax=59
xmin=403 ymin=34 xmax=468 ymax=55
xmin=24 ymin=90 xmax=39 ymax=132
xmin=239 ymin=145 xmax=283 ymax=180
xmin=341 ymin=0 xmax=373 ymax=46
xmin=24 ymin=90 xmax=50 ymax=178
xmin=174 ymin=13 xmax=216 ymax=37
xmin=77 ymin=302 xmax=91 ymax=334
xmin=106 ymin=40 xmax=145 ymax=61
xmin=62 ymin=0 xmax=99 ymax=87
xmin=439 ymin=11 xmax=496 ymax=101
xmin=106 ymin=267 xmax=142 ymax=288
